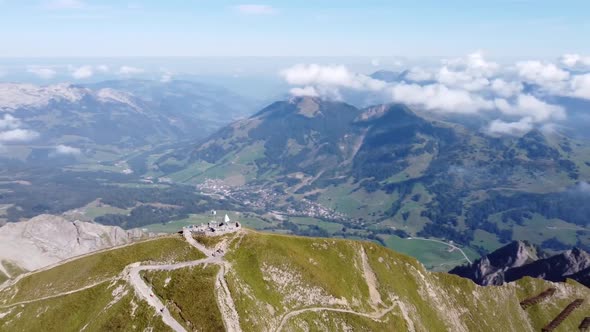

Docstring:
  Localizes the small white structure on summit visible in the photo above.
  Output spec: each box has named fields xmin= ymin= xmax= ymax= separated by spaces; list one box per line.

xmin=182 ymin=212 xmax=241 ymax=236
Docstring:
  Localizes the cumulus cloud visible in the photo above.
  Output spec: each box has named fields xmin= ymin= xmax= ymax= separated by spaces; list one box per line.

xmin=279 ymin=51 xmax=590 ymax=136
xmin=0 ymin=129 xmax=39 ymax=142
xmin=490 ymin=78 xmax=523 ymax=98
xmin=405 ymin=67 xmax=434 ymax=82
xmin=96 ymin=65 xmax=109 ymax=72
xmin=234 ymin=4 xmax=276 ymax=15
xmin=561 ymin=54 xmax=590 ymax=68
xmin=289 ymin=86 xmax=319 ymax=97
xmin=445 ymin=51 xmax=499 ymax=76
xmin=494 ymin=94 xmax=565 ymax=123
xmin=390 ymin=83 xmax=494 ymax=113
xmin=71 ymin=65 xmax=93 ymax=79
xmin=0 ymin=114 xmax=21 ymax=130
xmin=281 ymin=64 xmax=386 ymax=95
xmin=54 ymin=144 xmax=81 ymax=155
xmin=569 ymin=74 xmax=590 ymax=99
xmin=516 ymin=60 xmax=569 ymax=93
xmin=0 ymin=115 xmax=39 ymax=147
xmin=118 ymin=66 xmax=144 ymax=75
xmin=486 ymin=117 xmax=533 ymax=136
xmin=437 ymin=66 xmax=490 ymax=91
xmin=27 ymin=67 xmax=57 ymax=79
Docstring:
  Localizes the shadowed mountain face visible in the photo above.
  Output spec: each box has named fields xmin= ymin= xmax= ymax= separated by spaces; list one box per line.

xmin=450 ymin=241 xmax=590 ymax=287
xmin=156 ymin=97 xmax=590 ymax=252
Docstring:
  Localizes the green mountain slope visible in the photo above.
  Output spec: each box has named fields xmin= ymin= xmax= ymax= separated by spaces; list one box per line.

xmin=1 ymin=231 xmax=589 ymax=332
xmin=154 ymin=97 xmax=590 ymax=256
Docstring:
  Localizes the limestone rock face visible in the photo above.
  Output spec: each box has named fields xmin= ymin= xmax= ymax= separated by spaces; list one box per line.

xmin=450 ymin=241 xmax=590 ymax=287
xmin=0 ymin=214 xmax=146 ymax=274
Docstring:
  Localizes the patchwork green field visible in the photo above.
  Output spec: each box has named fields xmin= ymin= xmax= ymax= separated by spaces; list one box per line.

xmin=379 ymin=235 xmax=479 ymax=271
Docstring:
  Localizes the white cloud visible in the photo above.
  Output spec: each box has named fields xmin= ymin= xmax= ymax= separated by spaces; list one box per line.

xmin=569 ymin=74 xmax=590 ymax=100
xmin=281 ymin=64 xmax=386 ymax=94
xmin=118 ymin=66 xmax=144 ymax=75
xmin=371 ymin=58 xmax=380 ymax=67
xmin=96 ymin=65 xmax=110 ymax=72
xmin=55 ymin=144 xmax=81 ymax=155
xmin=405 ymin=67 xmax=434 ymax=82
xmin=443 ymin=51 xmax=499 ymax=77
xmin=390 ymin=83 xmax=494 ymax=114
xmin=0 ymin=129 xmax=39 ymax=142
xmin=561 ymin=53 xmax=590 ymax=68
xmin=494 ymin=94 xmax=565 ymax=123
xmin=27 ymin=67 xmax=57 ymax=80
xmin=0 ymin=114 xmax=39 ymax=143
xmin=0 ymin=114 xmax=21 ymax=130
xmin=437 ymin=66 xmax=490 ymax=91
xmin=516 ymin=60 xmax=569 ymax=92
xmin=234 ymin=4 xmax=276 ymax=15
xmin=71 ymin=65 xmax=93 ymax=79
xmin=289 ymin=86 xmax=319 ymax=97
xmin=486 ymin=117 xmax=533 ymax=136
xmin=490 ymin=78 xmax=523 ymax=98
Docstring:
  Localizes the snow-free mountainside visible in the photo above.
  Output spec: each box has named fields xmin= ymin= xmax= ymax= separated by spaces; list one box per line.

xmin=0 ymin=214 xmax=147 ymax=281
xmin=1 ymin=229 xmax=589 ymax=332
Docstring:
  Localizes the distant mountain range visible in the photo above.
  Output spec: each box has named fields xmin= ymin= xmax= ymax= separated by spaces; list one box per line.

xmin=0 ymin=80 xmax=256 ymax=166
xmin=155 ymin=96 xmax=590 ymax=253
xmin=450 ymin=241 xmax=590 ymax=287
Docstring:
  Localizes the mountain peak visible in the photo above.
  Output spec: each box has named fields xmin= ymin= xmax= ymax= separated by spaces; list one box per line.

xmin=288 ymin=96 xmax=323 ymax=118
xmin=450 ymin=241 xmax=590 ymax=287
xmin=0 ymin=83 xmax=88 ymax=111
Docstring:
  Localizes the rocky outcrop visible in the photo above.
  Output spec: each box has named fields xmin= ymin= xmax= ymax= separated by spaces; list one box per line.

xmin=450 ymin=241 xmax=590 ymax=287
xmin=0 ymin=214 xmax=146 ymax=274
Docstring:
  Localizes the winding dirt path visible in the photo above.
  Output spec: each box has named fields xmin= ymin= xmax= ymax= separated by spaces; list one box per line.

xmin=1 ymin=232 xmax=242 ymax=332
xmin=126 ymin=231 xmax=242 ymax=332
xmin=275 ymin=304 xmax=397 ymax=332
xmin=0 ymin=279 xmax=113 ymax=309
xmin=127 ymin=258 xmax=217 ymax=332
xmin=274 ymin=243 xmax=397 ymax=332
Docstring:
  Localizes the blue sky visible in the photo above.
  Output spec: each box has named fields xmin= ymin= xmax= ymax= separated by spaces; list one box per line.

xmin=0 ymin=0 xmax=589 ymax=57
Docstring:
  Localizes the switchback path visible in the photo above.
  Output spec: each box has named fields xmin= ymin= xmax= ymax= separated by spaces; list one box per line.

xmin=127 ymin=231 xmax=242 ymax=332
xmin=127 ymin=258 xmax=218 ymax=332
xmin=0 ymin=236 xmax=169 ymax=291
xmin=275 ymin=304 xmax=397 ymax=332
xmin=0 ymin=279 xmax=113 ymax=309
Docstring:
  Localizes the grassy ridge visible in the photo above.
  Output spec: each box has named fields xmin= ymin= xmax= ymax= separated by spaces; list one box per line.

xmin=287 ymin=309 xmax=407 ymax=331
xmin=0 ymin=281 xmax=170 ymax=332
xmin=227 ymin=231 xmax=590 ymax=331
xmin=226 ymin=232 xmax=376 ymax=330
xmin=1 ymin=230 xmax=590 ymax=331
xmin=0 ymin=236 xmax=204 ymax=305
xmin=144 ymin=265 xmax=224 ymax=332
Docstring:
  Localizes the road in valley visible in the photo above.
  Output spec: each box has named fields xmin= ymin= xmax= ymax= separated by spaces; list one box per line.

xmin=407 ymin=237 xmax=473 ymax=264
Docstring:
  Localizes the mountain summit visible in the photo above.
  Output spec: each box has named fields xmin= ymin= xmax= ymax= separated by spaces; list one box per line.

xmin=450 ymin=241 xmax=590 ymax=287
